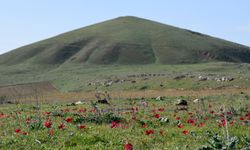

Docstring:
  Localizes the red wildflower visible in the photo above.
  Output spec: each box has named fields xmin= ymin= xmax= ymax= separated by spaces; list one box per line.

xmin=79 ymin=125 xmax=86 ymax=129
xmin=197 ymin=122 xmax=205 ymax=127
xmin=154 ymin=114 xmax=161 ymax=119
xmin=65 ymin=117 xmax=73 ymax=123
xmin=0 ymin=113 xmax=7 ymax=118
xmin=187 ymin=119 xmax=196 ymax=125
xmin=210 ymin=110 xmax=215 ymax=114
xmin=176 ymin=117 xmax=180 ymax=120
xmin=145 ymin=129 xmax=154 ymax=135
xmin=142 ymin=124 xmax=147 ymax=128
xmin=125 ymin=142 xmax=133 ymax=150
xmin=131 ymin=107 xmax=138 ymax=112
xmin=158 ymin=108 xmax=165 ymax=112
xmin=219 ymin=119 xmax=227 ymax=127
xmin=131 ymin=115 xmax=136 ymax=120
xmin=90 ymin=108 xmax=96 ymax=113
xmin=230 ymin=121 xmax=234 ymax=126
xmin=15 ymin=129 xmax=21 ymax=133
xmin=240 ymin=117 xmax=245 ymax=121
xmin=177 ymin=123 xmax=184 ymax=128
xmin=78 ymin=108 xmax=87 ymax=113
xmin=182 ymin=130 xmax=189 ymax=135
xmin=44 ymin=120 xmax=52 ymax=128
xmin=58 ymin=123 xmax=65 ymax=130
xmin=111 ymin=121 xmax=119 ymax=128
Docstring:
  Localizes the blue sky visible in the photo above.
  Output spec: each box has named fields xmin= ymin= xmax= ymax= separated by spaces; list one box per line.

xmin=0 ymin=0 xmax=249 ymax=54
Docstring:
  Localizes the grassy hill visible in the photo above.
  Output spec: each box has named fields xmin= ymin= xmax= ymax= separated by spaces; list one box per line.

xmin=1 ymin=16 xmax=250 ymax=92
xmin=1 ymin=16 xmax=250 ymax=66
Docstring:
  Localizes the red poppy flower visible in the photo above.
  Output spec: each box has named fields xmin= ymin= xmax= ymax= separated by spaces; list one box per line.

xmin=177 ymin=123 xmax=184 ymax=128
xmin=154 ymin=114 xmax=161 ymax=119
xmin=158 ymin=108 xmax=165 ymax=112
xmin=79 ymin=125 xmax=86 ymax=129
xmin=240 ymin=117 xmax=245 ymax=121
xmin=0 ymin=113 xmax=7 ymax=118
xmin=125 ymin=142 xmax=133 ymax=150
xmin=25 ymin=118 xmax=31 ymax=124
xmin=65 ymin=117 xmax=73 ymax=123
xmin=197 ymin=122 xmax=205 ymax=127
xmin=219 ymin=119 xmax=227 ymax=127
xmin=44 ymin=121 xmax=52 ymax=128
xmin=131 ymin=115 xmax=136 ymax=120
xmin=15 ymin=129 xmax=21 ymax=133
xmin=111 ymin=121 xmax=119 ymax=128
xmin=58 ymin=123 xmax=65 ymax=130
xmin=187 ymin=119 xmax=196 ymax=124
xmin=132 ymin=107 xmax=138 ymax=112
xmin=142 ymin=124 xmax=147 ymax=128
xmin=230 ymin=121 xmax=234 ymax=126
xmin=246 ymin=112 xmax=250 ymax=116
xmin=78 ymin=108 xmax=87 ymax=113
xmin=182 ymin=130 xmax=189 ymax=135
xmin=145 ymin=129 xmax=154 ymax=135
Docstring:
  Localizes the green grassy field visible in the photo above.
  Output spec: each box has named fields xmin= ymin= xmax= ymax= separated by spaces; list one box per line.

xmin=0 ymin=94 xmax=249 ymax=149
xmin=0 ymin=62 xmax=250 ymax=149
xmin=0 ymin=62 xmax=250 ymax=92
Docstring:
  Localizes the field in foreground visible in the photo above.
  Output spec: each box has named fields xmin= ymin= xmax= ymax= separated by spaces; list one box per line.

xmin=0 ymin=93 xmax=249 ymax=149
xmin=0 ymin=62 xmax=250 ymax=149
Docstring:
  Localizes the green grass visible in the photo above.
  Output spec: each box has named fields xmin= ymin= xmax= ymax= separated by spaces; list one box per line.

xmin=0 ymin=94 xmax=249 ymax=149
xmin=0 ymin=62 xmax=250 ymax=92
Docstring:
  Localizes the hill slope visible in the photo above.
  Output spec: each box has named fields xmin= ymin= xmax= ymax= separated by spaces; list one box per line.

xmin=1 ymin=16 xmax=250 ymax=65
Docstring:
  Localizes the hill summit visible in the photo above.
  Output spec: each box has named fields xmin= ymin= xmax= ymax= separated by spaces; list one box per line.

xmin=1 ymin=16 xmax=250 ymax=65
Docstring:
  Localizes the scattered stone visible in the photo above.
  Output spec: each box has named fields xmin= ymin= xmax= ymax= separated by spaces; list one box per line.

xmin=198 ymin=76 xmax=208 ymax=81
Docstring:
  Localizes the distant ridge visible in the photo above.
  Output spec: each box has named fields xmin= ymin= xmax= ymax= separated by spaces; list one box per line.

xmin=1 ymin=16 xmax=250 ymax=65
